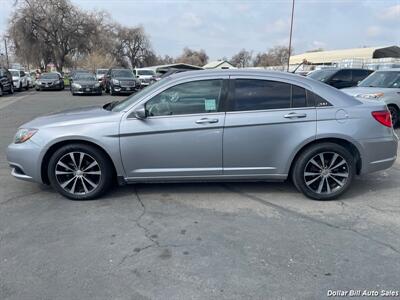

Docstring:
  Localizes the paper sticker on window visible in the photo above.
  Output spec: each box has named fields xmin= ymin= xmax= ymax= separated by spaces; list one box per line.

xmin=205 ymin=99 xmax=217 ymax=111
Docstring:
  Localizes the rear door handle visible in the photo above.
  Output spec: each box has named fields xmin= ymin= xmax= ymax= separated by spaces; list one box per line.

xmin=284 ymin=112 xmax=307 ymax=119
xmin=195 ymin=118 xmax=219 ymax=124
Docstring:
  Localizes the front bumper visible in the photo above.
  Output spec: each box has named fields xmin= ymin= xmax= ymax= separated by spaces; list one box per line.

xmin=7 ymin=140 xmax=43 ymax=183
xmin=38 ymin=83 xmax=61 ymax=90
xmin=71 ymin=86 xmax=102 ymax=94
xmin=113 ymin=86 xmax=137 ymax=93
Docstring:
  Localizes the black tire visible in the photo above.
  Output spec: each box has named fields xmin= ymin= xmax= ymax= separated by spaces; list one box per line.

xmin=10 ymin=85 xmax=14 ymax=94
xmin=292 ymin=142 xmax=355 ymax=200
xmin=110 ymin=85 xmax=114 ymax=96
xmin=388 ymin=105 xmax=399 ymax=127
xmin=25 ymin=84 xmax=29 ymax=90
xmin=18 ymin=83 xmax=22 ymax=92
xmin=0 ymin=85 xmax=3 ymax=97
xmin=47 ymin=143 xmax=114 ymax=200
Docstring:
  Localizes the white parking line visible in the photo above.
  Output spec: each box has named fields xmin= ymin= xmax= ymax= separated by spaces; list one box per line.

xmin=0 ymin=93 xmax=34 ymax=110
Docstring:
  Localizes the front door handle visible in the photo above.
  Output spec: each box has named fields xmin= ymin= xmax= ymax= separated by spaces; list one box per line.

xmin=284 ymin=112 xmax=307 ymax=119
xmin=195 ymin=118 xmax=219 ymax=124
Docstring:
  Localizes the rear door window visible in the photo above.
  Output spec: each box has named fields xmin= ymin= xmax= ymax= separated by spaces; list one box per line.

xmin=230 ymin=79 xmax=291 ymax=111
xmin=229 ymin=79 xmax=316 ymax=111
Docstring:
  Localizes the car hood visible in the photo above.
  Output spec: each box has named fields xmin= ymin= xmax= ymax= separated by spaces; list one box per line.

xmin=74 ymin=80 xmax=98 ymax=85
xmin=114 ymin=77 xmax=136 ymax=81
xmin=21 ymin=106 xmax=121 ymax=129
xmin=12 ymin=76 xmax=19 ymax=80
xmin=40 ymin=78 xmax=59 ymax=83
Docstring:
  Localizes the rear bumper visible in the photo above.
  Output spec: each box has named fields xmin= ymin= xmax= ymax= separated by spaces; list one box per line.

xmin=359 ymin=133 xmax=398 ymax=174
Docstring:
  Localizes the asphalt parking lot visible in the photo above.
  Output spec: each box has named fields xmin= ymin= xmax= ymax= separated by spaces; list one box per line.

xmin=0 ymin=90 xmax=400 ymax=300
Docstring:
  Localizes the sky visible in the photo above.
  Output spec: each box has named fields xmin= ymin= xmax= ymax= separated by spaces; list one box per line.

xmin=0 ymin=0 xmax=399 ymax=60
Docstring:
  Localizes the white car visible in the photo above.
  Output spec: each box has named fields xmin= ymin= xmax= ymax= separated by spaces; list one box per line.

xmin=9 ymin=69 xmax=29 ymax=91
xmin=133 ymin=68 xmax=156 ymax=87
xmin=343 ymin=69 xmax=400 ymax=127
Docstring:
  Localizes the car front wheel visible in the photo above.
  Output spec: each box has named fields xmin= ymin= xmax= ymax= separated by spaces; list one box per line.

xmin=292 ymin=143 xmax=355 ymax=200
xmin=48 ymin=144 xmax=114 ymax=200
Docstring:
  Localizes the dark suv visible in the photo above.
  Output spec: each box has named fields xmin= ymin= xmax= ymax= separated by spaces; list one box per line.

xmin=103 ymin=68 xmax=139 ymax=95
xmin=307 ymin=68 xmax=373 ymax=89
xmin=0 ymin=67 xmax=14 ymax=96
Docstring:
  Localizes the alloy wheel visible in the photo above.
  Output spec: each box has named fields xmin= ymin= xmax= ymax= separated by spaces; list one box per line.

xmin=303 ymin=152 xmax=349 ymax=195
xmin=55 ymin=152 xmax=102 ymax=195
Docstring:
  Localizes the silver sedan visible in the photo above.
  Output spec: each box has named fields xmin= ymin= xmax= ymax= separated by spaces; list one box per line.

xmin=7 ymin=70 xmax=398 ymax=200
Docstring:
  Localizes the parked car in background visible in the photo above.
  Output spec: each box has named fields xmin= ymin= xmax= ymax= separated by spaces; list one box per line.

xmin=71 ymin=73 xmax=102 ymax=96
xmin=343 ymin=69 xmax=400 ymax=126
xmin=103 ymin=68 xmax=139 ymax=95
xmin=133 ymin=68 xmax=156 ymax=88
xmin=9 ymin=69 xmax=29 ymax=91
xmin=70 ymin=69 xmax=90 ymax=84
xmin=35 ymin=72 xmax=65 ymax=91
xmin=307 ymin=68 xmax=373 ymax=89
xmin=95 ymin=69 xmax=108 ymax=88
xmin=0 ymin=67 xmax=14 ymax=96
xmin=6 ymin=70 xmax=398 ymax=201
xmin=24 ymin=72 xmax=34 ymax=88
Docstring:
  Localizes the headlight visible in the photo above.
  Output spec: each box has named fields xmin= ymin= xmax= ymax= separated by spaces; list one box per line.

xmin=356 ymin=92 xmax=384 ymax=99
xmin=14 ymin=128 xmax=38 ymax=144
xmin=72 ymin=83 xmax=81 ymax=88
xmin=112 ymin=79 xmax=120 ymax=85
xmin=94 ymin=83 xmax=100 ymax=88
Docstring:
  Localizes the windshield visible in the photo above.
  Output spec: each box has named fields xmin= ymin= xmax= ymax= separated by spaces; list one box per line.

xmin=111 ymin=77 xmax=170 ymax=112
xmin=41 ymin=73 xmax=59 ymax=79
xmin=308 ymin=69 xmax=337 ymax=82
xmin=75 ymin=74 xmax=96 ymax=81
xmin=10 ymin=70 xmax=19 ymax=77
xmin=96 ymin=69 xmax=107 ymax=75
xmin=112 ymin=69 xmax=134 ymax=78
xmin=137 ymin=70 xmax=155 ymax=76
xmin=358 ymin=71 xmax=400 ymax=88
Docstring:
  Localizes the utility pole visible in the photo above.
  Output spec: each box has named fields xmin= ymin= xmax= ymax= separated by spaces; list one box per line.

xmin=4 ymin=39 xmax=9 ymax=68
xmin=287 ymin=0 xmax=295 ymax=72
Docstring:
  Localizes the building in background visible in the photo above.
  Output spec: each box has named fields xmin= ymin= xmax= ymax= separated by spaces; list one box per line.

xmin=289 ymin=45 xmax=400 ymax=71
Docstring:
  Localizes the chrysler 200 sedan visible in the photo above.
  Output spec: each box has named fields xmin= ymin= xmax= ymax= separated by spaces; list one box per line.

xmin=7 ymin=70 xmax=398 ymax=201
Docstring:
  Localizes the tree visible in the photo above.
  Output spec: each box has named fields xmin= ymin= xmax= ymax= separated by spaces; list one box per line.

xmin=8 ymin=0 xmax=104 ymax=72
xmin=112 ymin=25 xmax=152 ymax=68
xmin=175 ymin=47 xmax=208 ymax=66
xmin=230 ymin=49 xmax=252 ymax=68
xmin=253 ymin=46 xmax=292 ymax=67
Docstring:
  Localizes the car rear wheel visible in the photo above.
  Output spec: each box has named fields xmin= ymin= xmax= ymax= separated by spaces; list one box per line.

xmin=292 ymin=143 xmax=355 ymax=200
xmin=388 ymin=105 xmax=399 ymax=127
xmin=48 ymin=144 xmax=114 ymax=200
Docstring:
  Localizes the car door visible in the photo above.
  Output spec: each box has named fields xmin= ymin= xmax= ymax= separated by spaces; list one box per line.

xmin=119 ymin=78 xmax=227 ymax=179
xmin=223 ymin=76 xmax=317 ymax=178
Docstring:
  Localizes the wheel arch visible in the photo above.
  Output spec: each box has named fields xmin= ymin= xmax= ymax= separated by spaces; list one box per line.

xmin=40 ymin=139 xmax=117 ymax=184
xmin=288 ymin=137 xmax=362 ymax=177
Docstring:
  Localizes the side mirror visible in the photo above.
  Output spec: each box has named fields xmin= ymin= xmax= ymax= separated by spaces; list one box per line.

xmin=133 ymin=105 xmax=147 ymax=119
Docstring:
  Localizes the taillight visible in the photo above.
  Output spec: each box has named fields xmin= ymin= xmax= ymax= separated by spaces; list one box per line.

xmin=371 ymin=111 xmax=392 ymax=127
